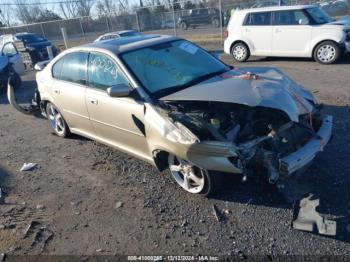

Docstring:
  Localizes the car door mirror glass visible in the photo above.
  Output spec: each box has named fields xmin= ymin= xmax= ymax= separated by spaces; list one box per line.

xmin=107 ymin=84 xmax=131 ymax=97
xmin=34 ymin=60 xmax=50 ymax=71
xmin=2 ymin=43 xmax=18 ymax=57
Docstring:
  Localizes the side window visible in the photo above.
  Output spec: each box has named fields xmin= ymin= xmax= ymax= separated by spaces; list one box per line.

xmin=54 ymin=52 xmax=88 ymax=85
xmin=273 ymin=10 xmax=309 ymax=25
xmin=244 ymin=12 xmax=272 ymax=26
xmin=88 ymin=53 xmax=129 ymax=91
xmin=2 ymin=43 xmax=18 ymax=56
xmin=294 ymin=10 xmax=309 ymax=25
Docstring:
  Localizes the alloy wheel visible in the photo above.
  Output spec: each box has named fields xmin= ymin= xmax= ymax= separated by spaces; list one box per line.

xmin=232 ymin=45 xmax=247 ymax=61
xmin=168 ymin=155 xmax=206 ymax=194
xmin=47 ymin=104 xmax=66 ymax=136
xmin=317 ymin=44 xmax=336 ymax=63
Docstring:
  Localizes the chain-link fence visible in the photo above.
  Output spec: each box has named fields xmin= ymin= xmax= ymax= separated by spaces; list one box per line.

xmin=1 ymin=0 xmax=349 ymax=49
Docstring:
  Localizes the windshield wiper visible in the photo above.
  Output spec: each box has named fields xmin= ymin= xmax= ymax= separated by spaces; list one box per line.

xmin=154 ymin=68 xmax=229 ymax=98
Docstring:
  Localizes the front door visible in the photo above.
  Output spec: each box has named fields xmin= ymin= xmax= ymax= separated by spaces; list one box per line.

xmin=85 ymin=52 xmax=149 ymax=160
xmin=272 ymin=10 xmax=312 ymax=56
xmin=242 ymin=11 xmax=273 ymax=55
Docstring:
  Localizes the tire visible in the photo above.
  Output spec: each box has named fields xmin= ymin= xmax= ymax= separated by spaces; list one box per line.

xmin=168 ymin=155 xmax=223 ymax=197
xmin=212 ymin=18 xmax=220 ymax=28
xmin=180 ymin=22 xmax=188 ymax=30
xmin=46 ymin=102 xmax=70 ymax=138
xmin=231 ymin=42 xmax=250 ymax=62
xmin=313 ymin=41 xmax=341 ymax=64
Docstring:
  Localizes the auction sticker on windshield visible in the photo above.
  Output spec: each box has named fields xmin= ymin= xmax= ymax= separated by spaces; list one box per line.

xmin=179 ymin=42 xmax=198 ymax=54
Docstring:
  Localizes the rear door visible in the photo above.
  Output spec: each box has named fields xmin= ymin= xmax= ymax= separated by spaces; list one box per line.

xmin=242 ymin=11 xmax=273 ymax=55
xmin=272 ymin=10 xmax=312 ymax=56
xmin=51 ymin=52 xmax=93 ymax=135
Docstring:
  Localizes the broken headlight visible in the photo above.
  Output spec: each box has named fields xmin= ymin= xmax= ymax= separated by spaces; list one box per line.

xmin=165 ymin=121 xmax=199 ymax=145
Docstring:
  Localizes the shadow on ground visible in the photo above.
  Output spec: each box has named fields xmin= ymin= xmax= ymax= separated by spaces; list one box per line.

xmin=245 ymin=54 xmax=350 ymax=65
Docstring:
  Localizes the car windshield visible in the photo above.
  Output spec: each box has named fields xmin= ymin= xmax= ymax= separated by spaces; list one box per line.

xmin=306 ymin=7 xmax=332 ymax=24
xmin=16 ymin=34 xmax=46 ymax=43
xmin=121 ymin=40 xmax=229 ymax=97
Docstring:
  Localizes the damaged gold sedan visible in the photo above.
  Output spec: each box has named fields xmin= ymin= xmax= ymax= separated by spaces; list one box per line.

xmin=8 ymin=35 xmax=333 ymax=196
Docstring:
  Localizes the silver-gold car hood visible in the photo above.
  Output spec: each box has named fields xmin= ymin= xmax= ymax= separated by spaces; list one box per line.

xmin=160 ymin=67 xmax=316 ymax=122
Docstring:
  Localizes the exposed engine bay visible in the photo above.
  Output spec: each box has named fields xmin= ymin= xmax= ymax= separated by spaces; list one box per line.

xmin=161 ymin=100 xmax=324 ymax=182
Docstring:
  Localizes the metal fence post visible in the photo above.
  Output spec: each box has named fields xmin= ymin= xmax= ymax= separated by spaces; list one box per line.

xmin=136 ymin=12 xmax=141 ymax=32
xmin=106 ymin=16 xmax=110 ymax=32
xmin=172 ymin=3 xmax=177 ymax=36
xmin=79 ymin=18 xmax=86 ymax=41
xmin=40 ymin=23 xmax=45 ymax=37
xmin=219 ymin=0 xmax=223 ymax=45
xmin=61 ymin=27 xmax=68 ymax=49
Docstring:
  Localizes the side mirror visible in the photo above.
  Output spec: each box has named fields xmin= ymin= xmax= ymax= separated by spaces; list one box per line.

xmin=107 ymin=84 xmax=131 ymax=98
xmin=34 ymin=60 xmax=50 ymax=71
xmin=299 ymin=19 xmax=309 ymax=25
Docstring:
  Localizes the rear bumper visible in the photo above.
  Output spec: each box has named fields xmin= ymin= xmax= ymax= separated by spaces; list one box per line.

xmin=224 ymin=38 xmax=232 ymax=54
xmin=279 ymin=115 xmax=333 ymax=176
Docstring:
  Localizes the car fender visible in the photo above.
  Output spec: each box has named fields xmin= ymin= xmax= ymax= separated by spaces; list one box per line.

xmin=144 ymin=104 xmax=242 ymax=173
xmin=226 ymin=36 xmax=254 ymax=54
xmin=7 ymin=81 xmax=32 ymax=115
xmin=309 ymin=31 xmax=345 ymax=56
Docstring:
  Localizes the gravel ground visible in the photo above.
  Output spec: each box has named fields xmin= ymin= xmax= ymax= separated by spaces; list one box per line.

xmin=0 ymin=44 xmax=350 ymax=258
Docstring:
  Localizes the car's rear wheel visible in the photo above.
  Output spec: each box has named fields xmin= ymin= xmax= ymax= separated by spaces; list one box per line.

xmin=231 ymin=42 xmax=250 ymax=62
xmin=46 ymin=102 xmax=70 ymax=138
xmin=314 ymin=41 xmax=340 ymax=64
xmin=180 ymin=22 xmax=188 ymax=30
xmin=168 ymin=155 xmax=222 ymax=197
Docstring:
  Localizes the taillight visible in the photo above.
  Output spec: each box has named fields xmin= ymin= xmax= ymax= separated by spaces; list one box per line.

xmin=224 ymin=30 xmax=229 ymax=38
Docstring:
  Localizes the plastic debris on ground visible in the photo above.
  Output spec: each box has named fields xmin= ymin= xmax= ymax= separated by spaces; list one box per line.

xmin=20 ymin=163 xmax=37 ymax=172
xmin=292 ymin=194 xmax=336 ymax=236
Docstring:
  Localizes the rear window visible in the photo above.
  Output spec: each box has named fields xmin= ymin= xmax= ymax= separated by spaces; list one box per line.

xmin=52 ymin=52 xmax=88 ymax=85
xmin=244 ymin=12 xmax=272 ymax=26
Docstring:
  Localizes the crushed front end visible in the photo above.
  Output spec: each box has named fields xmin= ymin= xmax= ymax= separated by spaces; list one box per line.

xmin=160 ymin=99 xmax=332 ymax=184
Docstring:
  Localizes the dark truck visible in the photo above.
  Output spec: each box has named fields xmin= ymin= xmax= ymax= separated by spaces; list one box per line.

xmin=14 ymin=33 xmax=58 ymax=64
xmin=178 ymin=8 xmax=223 ymax=30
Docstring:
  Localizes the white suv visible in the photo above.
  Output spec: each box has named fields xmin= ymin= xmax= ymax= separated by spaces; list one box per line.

xmin=224 ymin=5 xmax=350 ymax=64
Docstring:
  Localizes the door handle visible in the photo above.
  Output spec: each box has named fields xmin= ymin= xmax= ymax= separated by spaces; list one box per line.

xmin=88 ymin=97 xmax=98 ymax=105
xmin=53 ymin=88 xmax=60 ymax=94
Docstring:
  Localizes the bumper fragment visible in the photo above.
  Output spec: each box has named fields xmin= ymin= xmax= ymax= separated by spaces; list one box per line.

xmin=279 ymin=115 xmax=333 ymax=175
xmin=345 ymin=41 xmax=350 ymax=53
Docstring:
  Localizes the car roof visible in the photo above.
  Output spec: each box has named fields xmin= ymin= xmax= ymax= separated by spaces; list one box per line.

xmin=239 ymin=4 xmax=316 ymax=13
xmin=80 ymin=34 xmax=178 ymax=54
xmin=15 ymin=32 xmax=38 ymax=36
